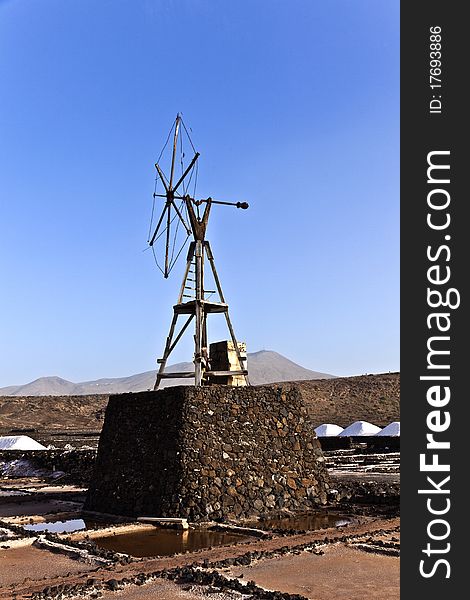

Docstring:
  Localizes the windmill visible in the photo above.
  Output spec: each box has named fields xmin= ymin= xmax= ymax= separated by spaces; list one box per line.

xmin=148 ymin=114 xmax=249 ymax=389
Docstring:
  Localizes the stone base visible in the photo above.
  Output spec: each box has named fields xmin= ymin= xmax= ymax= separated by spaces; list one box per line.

xmin=85 ymin=384 xmax=329 ymax=521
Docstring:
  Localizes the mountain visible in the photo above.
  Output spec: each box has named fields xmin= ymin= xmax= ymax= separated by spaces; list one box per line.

xmin=247 ymin=350 xmax=330 ymax=384
xmin=4 ymin=376 xmax=78 ymax=397
xmin=0 ymin=351 xmax=334 ymax=396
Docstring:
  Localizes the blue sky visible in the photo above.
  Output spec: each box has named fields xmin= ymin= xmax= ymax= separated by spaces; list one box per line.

xmin=0 ymin=0 xmax=399 ymax=386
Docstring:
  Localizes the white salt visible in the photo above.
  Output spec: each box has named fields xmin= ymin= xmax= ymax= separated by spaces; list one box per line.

xmin=338 ymin=420 xmax=382 ymax=437
xmin=314 ymin=424 xmax=344 ymax=437
xmin=376 ymin=421 xmax=400 ymax=437
xmin=0 ymin=435 xmax=47 ymax=450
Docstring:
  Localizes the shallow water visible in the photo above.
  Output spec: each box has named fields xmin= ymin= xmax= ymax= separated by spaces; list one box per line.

xmin=24 ymin=518 xmax=87 ymax=533
xmin=250 ymin=513 xmax=350 ymax=531
xmin=92 ymin=527 xmax=250 ymax=558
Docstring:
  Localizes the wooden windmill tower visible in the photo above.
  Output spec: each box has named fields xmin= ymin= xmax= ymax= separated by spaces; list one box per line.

xmin=148 ymin=115 xmax=249 ymax=389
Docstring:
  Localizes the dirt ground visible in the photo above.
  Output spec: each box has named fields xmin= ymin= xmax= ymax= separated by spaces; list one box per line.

xmin=0 ymin=543 xmax=98 ymax=589
xmin=100 ymin=580 xmax=242 ymax=600
xmin=228 ymin=543 xmax=399 ymax=600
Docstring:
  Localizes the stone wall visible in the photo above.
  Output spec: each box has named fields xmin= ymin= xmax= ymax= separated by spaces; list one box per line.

xmin=85 ymin=384 xmax=330 ymax=521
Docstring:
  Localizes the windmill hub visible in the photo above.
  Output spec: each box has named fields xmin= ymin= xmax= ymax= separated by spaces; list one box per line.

xmin=148 ymin=115 xmax=249 ymax=389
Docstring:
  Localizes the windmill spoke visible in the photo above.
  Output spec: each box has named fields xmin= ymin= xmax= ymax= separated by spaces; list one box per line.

xmin=149 ymin=203 xmax=169 ymax=246
xmin=150 ymin=205 xmax=182 ymax=246
xmin=172 ymin=152 xmax=200 ymax=194
xmin=171 ymin=200 xmax=191 ymax=235
xmin=169 ymin=206 xmax=181 ymax=265
xmin=155 ymin=164 xmax=169 ymax=192
xmin=168 ymin=234 xmax=191 ymax=276
xmin=164 ymin=202 xmax=171 ymax=277
xmin=168 ymin=116 xmax=181 ymax=189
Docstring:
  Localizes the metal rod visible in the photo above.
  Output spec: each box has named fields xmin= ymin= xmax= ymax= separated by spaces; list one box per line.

xmin=158 ymin=194 xmax=248 ymax=209
xmin=172 ymin=152 xmax=200 ymax=194
xmin=198 ymin=199 xmax=248 ymax=209
xmin=164 ymin=203 xmax=171 ymax=277
xmin=149 ymin=203 xmax=169 ymax=246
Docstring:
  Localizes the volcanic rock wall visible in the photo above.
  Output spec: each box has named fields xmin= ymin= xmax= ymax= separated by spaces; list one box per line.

xmin=85 ymin=384 xmax=330 ymax=521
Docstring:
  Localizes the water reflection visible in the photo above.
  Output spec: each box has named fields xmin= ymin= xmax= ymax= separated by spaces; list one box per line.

xmin=24 ymin=519 xmax=86 ymax=533
xmin=92 ymin=527 xmax=250 ymax=557
xmin=251 ymin=513 xmax=350 ymax=531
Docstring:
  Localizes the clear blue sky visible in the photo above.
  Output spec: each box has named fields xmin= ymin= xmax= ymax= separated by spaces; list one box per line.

xmin=0 ymin=0 xmax=399 ymax=386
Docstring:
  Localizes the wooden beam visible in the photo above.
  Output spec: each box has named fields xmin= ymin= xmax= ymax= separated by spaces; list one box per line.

xmin=158 ymin=371 xmax=195 ymax=379
xmin=205 ymin=370 xmax=248 ymax=377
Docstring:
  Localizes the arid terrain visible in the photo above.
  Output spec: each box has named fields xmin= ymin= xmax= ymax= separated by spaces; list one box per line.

xmin=299 ymin=373 xmax=399 ymax=427
xmin=0 ymin=373 xmax=400 ymax=599
xmin=0 ymin=373 xmax=400 ymax=446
